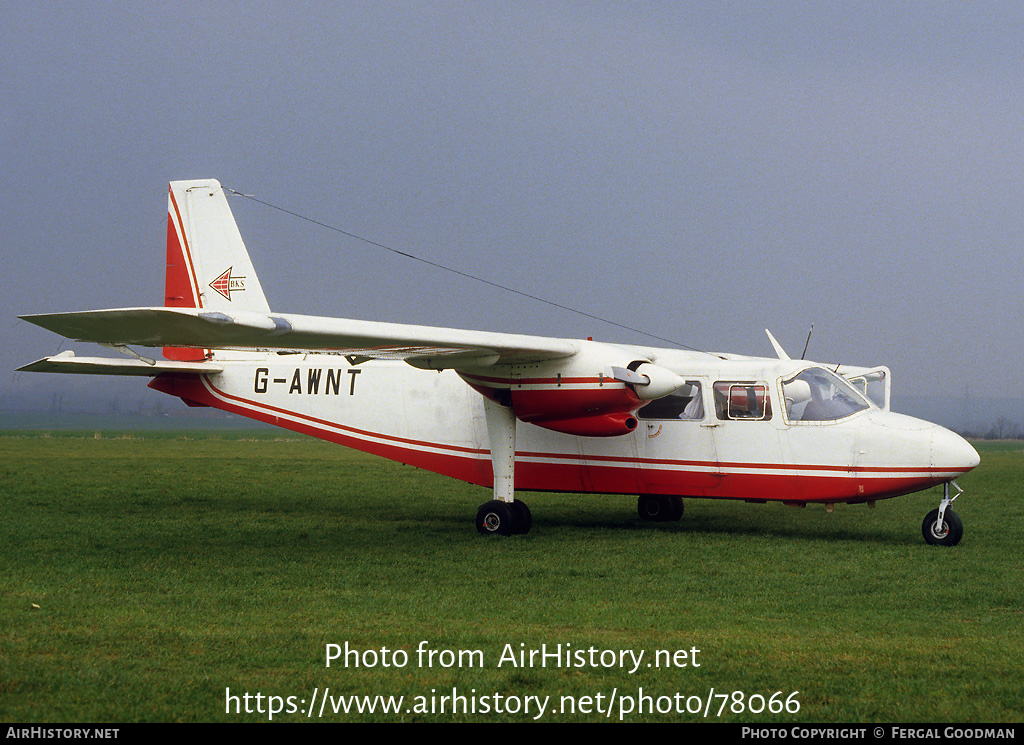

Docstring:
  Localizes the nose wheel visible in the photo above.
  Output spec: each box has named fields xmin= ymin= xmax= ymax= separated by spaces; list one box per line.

xmin=922 ymin=481 xmax=963 ymax=546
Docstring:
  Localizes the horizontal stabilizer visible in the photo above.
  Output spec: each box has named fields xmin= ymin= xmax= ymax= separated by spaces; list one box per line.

xmin=17 ymin=351 xmax=222 ymax=377
xmin=20 ymin=307 xmax=578 ymax=369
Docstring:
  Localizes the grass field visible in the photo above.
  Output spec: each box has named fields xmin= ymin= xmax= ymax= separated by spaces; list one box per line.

xmin=1 ymin=432 xmax=1021 ymax=722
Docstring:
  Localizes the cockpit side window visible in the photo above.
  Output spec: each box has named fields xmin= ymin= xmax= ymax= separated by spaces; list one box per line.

xmin=713 ymin=382 xmax=772 ymax=421
xmin=846 ymin=369 xmax=887 ymax=409
xmin=782 ymin=368 xmax=870 ymax=423
xmin=638 ymin=381 xmax=705 ymax=421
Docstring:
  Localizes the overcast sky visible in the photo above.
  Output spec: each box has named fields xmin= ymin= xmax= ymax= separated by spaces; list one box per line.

xmin=3 ymin=2 xmax=1022 ymax=407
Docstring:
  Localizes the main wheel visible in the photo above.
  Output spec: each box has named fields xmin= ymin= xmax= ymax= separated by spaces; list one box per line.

xmin=922 ymin=508 xmax=963 ymax=546
xmin=511 ymin=499 xmax=532 ymax=534
xmin=638 ymin=495 xmax=674 ymax=522
xmin=670 ymin=496 xmax=684 ymax=521
xmin=476 ymin=500 xmax=516 ymax=536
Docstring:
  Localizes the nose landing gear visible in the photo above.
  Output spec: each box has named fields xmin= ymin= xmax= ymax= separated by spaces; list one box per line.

xmin=922 ymin=481 xmax=963 ymax=546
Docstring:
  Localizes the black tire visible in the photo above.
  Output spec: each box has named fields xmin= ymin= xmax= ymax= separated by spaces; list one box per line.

xmin=638 ymin=495 xmax=673 ymax=522
xmin=511 ymin=499 xmax=532 ymax=534
xmin=476 ymin=500 xmax=516 ymax=536
xmin=922 ymin=508 xmax=963 ymax=546
xmin=670 ymin=496 xmax=684 ymax=521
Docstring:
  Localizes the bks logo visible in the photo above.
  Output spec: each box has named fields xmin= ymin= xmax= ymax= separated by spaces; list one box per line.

xmin=209 ymin=267 xmax=246 ymax=301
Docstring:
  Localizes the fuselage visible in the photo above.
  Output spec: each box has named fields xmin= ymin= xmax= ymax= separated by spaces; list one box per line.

xmin=149 ymin=343 xmax=979 ymax=506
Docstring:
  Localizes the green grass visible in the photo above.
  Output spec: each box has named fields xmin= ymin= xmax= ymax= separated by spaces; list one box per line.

xmin=1 ymin=433 xmax=1021 ymax=722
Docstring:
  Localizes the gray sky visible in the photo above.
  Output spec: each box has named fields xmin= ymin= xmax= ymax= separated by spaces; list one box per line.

xmin=4 ymin=2 xmax=1022 ymax=406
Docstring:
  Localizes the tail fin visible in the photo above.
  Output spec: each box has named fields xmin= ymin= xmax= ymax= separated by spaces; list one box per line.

xmin=164 ymin=179 xmax=270 ymax=360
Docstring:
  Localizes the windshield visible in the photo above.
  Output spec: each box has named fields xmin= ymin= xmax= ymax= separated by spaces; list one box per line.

xmin=782 ymin=367 xmax=870 ymax=423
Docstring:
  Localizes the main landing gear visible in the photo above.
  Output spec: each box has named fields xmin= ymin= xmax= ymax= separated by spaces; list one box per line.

xmin=922 ymin=481 xmax=964 ymax=546
xmin=477 ymin=399 xmax=534 ymax=535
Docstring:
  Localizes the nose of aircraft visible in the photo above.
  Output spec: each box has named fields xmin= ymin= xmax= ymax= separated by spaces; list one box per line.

xmin=932 ymin=426 xmax=981 ymax=474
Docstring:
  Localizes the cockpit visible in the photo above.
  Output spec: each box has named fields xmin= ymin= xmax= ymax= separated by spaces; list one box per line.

xmin=781 ymin=367 xmax=871 ymax=423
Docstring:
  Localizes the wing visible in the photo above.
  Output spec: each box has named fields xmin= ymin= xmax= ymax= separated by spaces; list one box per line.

xmin=20 ymin=306 xmax=578 ymax=369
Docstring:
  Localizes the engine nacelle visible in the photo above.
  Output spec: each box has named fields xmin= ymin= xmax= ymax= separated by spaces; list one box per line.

xmin=510 ymin=386 xmax=642 ymax=437
xmin=459 ymin=345 xmax=686 ymax=438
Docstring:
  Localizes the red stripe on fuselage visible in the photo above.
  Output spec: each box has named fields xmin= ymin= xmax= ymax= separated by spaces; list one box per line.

xmin=148 ymin=374 xmax=494 ymax=486
xmin=149 ymin=374 xmax=966 ymax=503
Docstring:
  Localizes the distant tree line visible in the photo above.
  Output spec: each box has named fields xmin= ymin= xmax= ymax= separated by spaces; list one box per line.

xmin=960 ymin=418 xmax=1024 ymax=440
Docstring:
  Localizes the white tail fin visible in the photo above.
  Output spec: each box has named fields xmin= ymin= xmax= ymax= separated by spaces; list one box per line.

xmin=164 ymin=179 xmax=270 ymax=360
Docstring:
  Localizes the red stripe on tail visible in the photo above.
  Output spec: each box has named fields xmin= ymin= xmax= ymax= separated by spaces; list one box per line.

xmin=163 ymin=188 xmax=206 ymax=361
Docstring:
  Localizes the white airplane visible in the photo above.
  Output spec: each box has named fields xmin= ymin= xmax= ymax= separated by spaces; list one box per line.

xmin=19 ymin=179 xmax=979 ymax=544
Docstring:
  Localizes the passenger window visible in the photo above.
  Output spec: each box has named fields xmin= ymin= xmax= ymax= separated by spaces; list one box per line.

xmin=637 ymin=381 xmax=704 ymax=420
xmin=714 ymin=382 xmax=772 ymax=421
